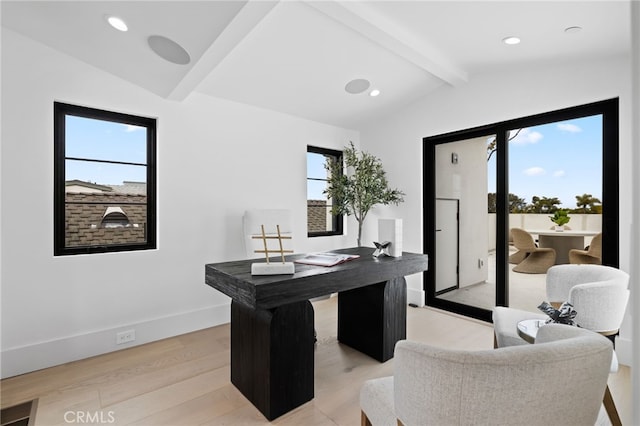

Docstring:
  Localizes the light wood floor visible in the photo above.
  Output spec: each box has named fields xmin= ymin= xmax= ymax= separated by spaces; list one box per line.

xmin=1 ymin=297 xmax=631 ymax=425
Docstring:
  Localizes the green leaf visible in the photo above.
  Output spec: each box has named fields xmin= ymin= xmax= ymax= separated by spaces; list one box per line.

xmin=323 ymin=142 xmax=405 ymax=243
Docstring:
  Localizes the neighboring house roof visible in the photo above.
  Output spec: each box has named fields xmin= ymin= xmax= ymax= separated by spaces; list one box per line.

xmin=110 ymin=181 xmax=147 ymax=195
xmin=65 ymin=180 xmax=147 ymax=195
xmin=65 ymin=180 xmax=113 ymax=193
xmin=65 ymin=192 xmax=147 ymax=247
xmin=307 ymin=199 xmax=327 ymax=233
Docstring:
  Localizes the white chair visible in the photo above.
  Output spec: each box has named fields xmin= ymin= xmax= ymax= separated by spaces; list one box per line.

xmin=242 ymin=209 xmax=295 ymax=259
xmin=493 ymin=264 xmax=630 ymax=426
xmin=242 ymin=209 xmax=324 ymax=341
xmin=493 ymin=264 xmax=630 ymax=348
xmin=360 ymin=324 xmax=613 ymax=426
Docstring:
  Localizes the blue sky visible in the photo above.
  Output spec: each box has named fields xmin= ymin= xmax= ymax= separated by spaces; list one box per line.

xmin=307 ymin=152 xmax=330 ymax=200
xmin=69 ymin=113 xmax=601 ymax=209
xmin=65 ymin=115 xmax=147 ymax=186
xmin=488 ymin=114 xmax=602 ymax=208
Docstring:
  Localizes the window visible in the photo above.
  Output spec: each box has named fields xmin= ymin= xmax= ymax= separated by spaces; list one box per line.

xmin=307 ymin=146 xmax=343 ymax=237
xmin=54 ymin=102 xmax=156 ymax=255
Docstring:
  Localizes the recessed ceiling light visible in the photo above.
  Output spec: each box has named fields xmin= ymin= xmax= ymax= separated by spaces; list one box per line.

xmin=106 ymin=16 xmax=128 ymax=32
xmin=502 ymin=36 xmax=521 ymax=45
xmin=148 ymin=35 xmax=191 ymax=65
xmin=345 ymin=79 xmax=370 ymax=95
xmin=369 ymin=89 xmax=381 ymax=97
xmin=565 ymin=26 xmax=583 ymax=34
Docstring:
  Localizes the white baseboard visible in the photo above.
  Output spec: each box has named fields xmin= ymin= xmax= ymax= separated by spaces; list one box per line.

xmin=1 ymin=303 xmax=230 ymax=379
xmin=407 ymin=287 xmax=425 ymax=307
xmin=615 ymin=336 xmax=632 ymax=367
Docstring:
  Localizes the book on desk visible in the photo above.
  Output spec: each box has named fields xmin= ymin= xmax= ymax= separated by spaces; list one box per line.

xmin=294 ymin=252 xmax=360 ymax=267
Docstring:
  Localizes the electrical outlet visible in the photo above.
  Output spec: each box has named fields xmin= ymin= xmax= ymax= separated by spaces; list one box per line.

xmin=116 ymin=329 xmax=135 ymax=345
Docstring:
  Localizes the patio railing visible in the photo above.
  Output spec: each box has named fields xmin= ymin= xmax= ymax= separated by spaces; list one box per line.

xmin=488 ymin=213 xmax=602 ymax=251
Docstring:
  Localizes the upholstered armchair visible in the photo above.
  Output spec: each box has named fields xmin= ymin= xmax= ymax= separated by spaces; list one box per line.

xmin=493 ymin=264 xmax=629 ymax=425
xmin=494 ymin=264 xmax=630 ymax=348
xmin=360 ymin=325 xmax=612 ymax=426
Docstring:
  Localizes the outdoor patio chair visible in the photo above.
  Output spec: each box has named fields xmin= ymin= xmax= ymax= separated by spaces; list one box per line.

xmin=569 ymin=232 xmax=602 ymax=264
xmin=509 ymin=228 xmax=556 ymax=273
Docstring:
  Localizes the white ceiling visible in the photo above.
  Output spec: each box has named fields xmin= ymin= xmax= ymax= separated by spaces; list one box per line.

xmin=1 ymin=1 xmax=631 ymax=129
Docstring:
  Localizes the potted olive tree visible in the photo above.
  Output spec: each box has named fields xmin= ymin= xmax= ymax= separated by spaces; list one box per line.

xmin=324 ymin=142 xmax=404 ymax=246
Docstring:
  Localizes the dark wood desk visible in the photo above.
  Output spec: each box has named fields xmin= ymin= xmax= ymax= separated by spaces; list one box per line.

xmin=204 ymin=247 xmax=428 ymax=420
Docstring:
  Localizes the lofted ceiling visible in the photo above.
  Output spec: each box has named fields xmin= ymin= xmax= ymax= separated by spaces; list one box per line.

xmin=1 ymin=1 xmax=631 ymax=129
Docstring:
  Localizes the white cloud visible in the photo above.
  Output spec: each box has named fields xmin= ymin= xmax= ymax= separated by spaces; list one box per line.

xmin=523 ymin=167 xmax=546 ymax=176
xmin=123 ymin=124 xmax=144 ymax=132
xmin=557 ymin=123 xmax=582 ymax=133
xmin=553 ymin=170 xmax=566 ymax=177
xmin=510 ymin=128 xmax=543 ymax=145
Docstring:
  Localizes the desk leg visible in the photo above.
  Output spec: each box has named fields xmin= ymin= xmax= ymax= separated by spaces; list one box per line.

xmin=337 ymin=277 xmax=407 ymax=362
xmin=230 ymin=300 xmax=315 ymax=421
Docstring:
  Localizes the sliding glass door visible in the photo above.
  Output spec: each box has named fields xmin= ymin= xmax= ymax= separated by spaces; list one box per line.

xmin=423 ymin=99 xmax=619 ymax=322
xmin=507 ymin=115 xmax=603 ymax=312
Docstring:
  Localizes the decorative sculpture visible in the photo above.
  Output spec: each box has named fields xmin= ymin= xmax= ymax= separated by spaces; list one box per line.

xmin=537 ymin=301 xmax=578 ymax=326
xmin=372 ymin=241 xmax=391 ymax=258
xmin=250 ymin=224 xmax=295 ymax=275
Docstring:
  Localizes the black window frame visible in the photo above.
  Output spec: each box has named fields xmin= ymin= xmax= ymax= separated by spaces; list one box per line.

xmin=54 ymin=102 xmax=157 ymax=256
xmin=423 ymin=98 xmax=619 ymax=323
xmin=307 ymin=146 xmax=344 ymax=237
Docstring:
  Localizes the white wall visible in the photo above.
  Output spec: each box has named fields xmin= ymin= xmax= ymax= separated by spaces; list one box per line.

xmin=628 ymin=3 xmax=639 ymax=424
xmin=435 ymin=137 xmax=488 ymax=288
xmin=360 ymin=55 xmax=633 ymax=350
xmin=0 ymin=28 xmax=359 ymax=378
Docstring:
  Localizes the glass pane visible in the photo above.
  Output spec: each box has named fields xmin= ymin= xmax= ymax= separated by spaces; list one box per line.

xmin=66 ymin=115 xmax=147 ymax=164
xmin=307 ymin=179 xmax=327 ymax=201
xmin=308 ymin=203 xmax=333 ymax=233
xmin=66 ymin=159 xmax=146 ymax=192
xmin=65 ymin=199 xmax=147 ymax=248
xmin=508 ymin=116 xmax=603 ymax=312
xmin=307 ymin=179 xmax=334 ymax=232
xmin=307 ymin=152 xmax=330 ymax=179
xmin=434 ymin=135 xmax=496 ymax=311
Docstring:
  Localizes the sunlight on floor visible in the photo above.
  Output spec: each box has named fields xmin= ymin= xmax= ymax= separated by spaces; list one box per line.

xmin=438 ymin=249 xmax=547 ymax=313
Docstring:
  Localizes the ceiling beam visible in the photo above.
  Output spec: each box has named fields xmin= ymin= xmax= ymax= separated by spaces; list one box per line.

xmin=305 ymin=1 xmax=468 ymax=87
xmin=168 ymin=1 xmax=280 ymax=101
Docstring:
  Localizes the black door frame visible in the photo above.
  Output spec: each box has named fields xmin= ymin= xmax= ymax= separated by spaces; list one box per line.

xmin=423 ymin=98 xmax=619 ymax=322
